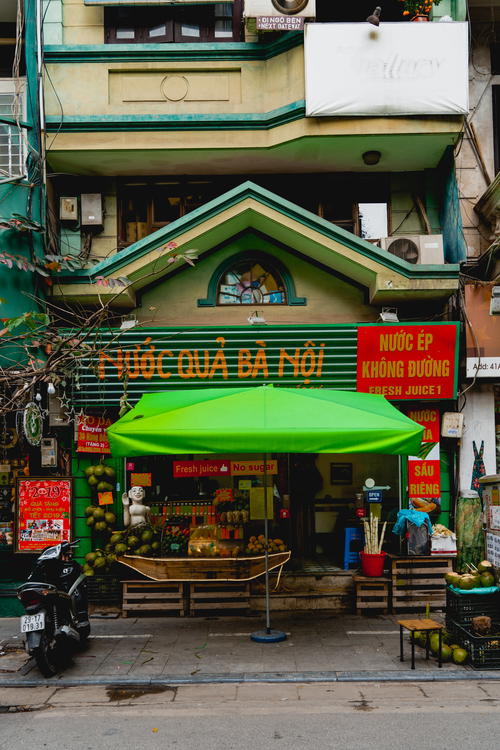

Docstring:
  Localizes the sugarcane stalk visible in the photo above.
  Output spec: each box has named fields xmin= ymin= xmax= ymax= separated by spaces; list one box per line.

xmin=378 ymin=521 xmax=387 ymax=554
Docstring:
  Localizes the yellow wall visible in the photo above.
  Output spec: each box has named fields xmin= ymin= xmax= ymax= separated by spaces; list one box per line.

xmin=63 ymin=0 xmax=103 ymax=44
xmin=135 ymin=237 xmax=379 ymax=327
xmin=314 ymin=453 xmax=399 ymax=502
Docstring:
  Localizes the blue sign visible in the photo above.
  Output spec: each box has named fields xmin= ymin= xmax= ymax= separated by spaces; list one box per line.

xmin=365 ymin=490 xmax=383 ymax=503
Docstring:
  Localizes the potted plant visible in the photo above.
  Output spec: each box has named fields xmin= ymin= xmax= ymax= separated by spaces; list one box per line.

xmin=398 ymin=0 xmax=441 ymax=21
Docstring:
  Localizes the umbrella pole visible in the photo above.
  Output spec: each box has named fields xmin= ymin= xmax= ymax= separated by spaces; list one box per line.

xmin=250 ymin=453 xmax=286 ymax=644
xmin=264 ymin=456 xmax=271 ymax=633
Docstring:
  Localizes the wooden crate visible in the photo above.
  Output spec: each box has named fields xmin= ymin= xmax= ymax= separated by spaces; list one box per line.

xmin=122 ymin=580 xmax=185 ymax=617
xmin=390 ymin=555 xmax=453 ymax=613
xmin=189 ymin=582 xmax=250 ymax=616
xmin=353 ymin=575 xmax=391 ymax=615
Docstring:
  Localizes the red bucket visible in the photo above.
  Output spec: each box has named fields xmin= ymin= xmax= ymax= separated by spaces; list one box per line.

xmin=360 ymin=551 xmax=386 ymax=577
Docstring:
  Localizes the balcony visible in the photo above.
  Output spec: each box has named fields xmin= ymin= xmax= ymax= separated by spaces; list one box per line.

xmin=44 ymin=20 xmax=466 ymax=176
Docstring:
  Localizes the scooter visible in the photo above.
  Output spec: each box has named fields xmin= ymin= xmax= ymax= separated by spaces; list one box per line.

xmin=17 ymin=540 xmax=90 ymax=677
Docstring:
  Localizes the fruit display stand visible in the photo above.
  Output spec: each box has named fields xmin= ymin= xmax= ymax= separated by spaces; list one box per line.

xmin=389 ymin=553 xmax=453 ymax=613
xmin=116 ymin=552 xmax=291 ymax=616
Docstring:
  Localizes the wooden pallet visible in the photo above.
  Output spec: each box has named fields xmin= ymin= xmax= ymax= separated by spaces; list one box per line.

xmin=122 ymin=580 xmax=185 ymax=617
xmin=389 ymin=555 xmax=453 ymax=612
xmin=189 ymin=582 xmax=250 ymax=615
xmin=353 ymin=575 xmax=391 ymax=615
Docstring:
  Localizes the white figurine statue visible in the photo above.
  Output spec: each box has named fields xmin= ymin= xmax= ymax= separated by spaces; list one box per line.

xmin=122 ymin=485 xmax=150 ymax=528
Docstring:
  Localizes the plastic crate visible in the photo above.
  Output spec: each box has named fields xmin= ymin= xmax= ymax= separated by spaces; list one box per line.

xmin=451 ymin=620 xmax=500 ymax=670
xmin=446 ymin=587 xmax=500 ymax=633
xmin=86 ymin=575 xmax=122 ymax=604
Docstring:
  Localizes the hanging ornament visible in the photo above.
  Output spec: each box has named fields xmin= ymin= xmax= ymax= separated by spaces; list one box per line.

xmin=22 ymin=402 xmax=43 ymax=446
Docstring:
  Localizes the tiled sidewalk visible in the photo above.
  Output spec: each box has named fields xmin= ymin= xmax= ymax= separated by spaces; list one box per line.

xmin=0 ymin=611 xmax=472 ymax=681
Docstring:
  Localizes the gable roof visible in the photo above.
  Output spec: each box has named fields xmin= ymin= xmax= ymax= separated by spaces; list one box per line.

xmin=52 ymin=181 xmax=459 ymax=309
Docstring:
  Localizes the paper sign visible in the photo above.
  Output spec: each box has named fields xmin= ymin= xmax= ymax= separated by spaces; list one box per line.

xmin=130 ymin=472 xmax=152 ymax=487
xmin=98 ymin=492 xmax=114 ymax=506
xmin=231 ymin=460 xmax=278 ymax=476
xmin=77 ymin=415 xmax=111 ymax=454
xmin=490 ymin=507 xmax=500 ymax=531
xmin=215 ymin=488 xmax=234 ymax=504
xmin=239 ymin=480 xmax=252 ymax=490
xmin=16 ymin=478 xmax=72 ymax=553
xmin=126 ymin=462 xmax=135 ymax=471
xmin=249 ymin=487 xmax=274 ymax=520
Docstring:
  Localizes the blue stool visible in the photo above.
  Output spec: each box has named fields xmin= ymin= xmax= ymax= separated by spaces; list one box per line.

xmin=343 ymin=527 xmax=363 ymax=570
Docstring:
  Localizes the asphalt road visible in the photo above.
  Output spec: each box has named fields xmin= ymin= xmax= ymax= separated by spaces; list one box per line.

xmin=1 ymin=681 xmax=499 ymax=750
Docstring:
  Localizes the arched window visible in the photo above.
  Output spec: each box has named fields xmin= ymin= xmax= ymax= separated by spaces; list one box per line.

xmin=197 ymin=251 xmax=306 ymax=307
xmin=217 ymin=257 xmax=286 ymax=305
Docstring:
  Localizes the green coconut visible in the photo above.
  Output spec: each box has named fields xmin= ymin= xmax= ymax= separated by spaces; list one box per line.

xmin=438 ymin=644 xmax=452 ymax=662
xmin=452 ymin=647 xmax=468 ymax=664
xmin=480 ymin=572 xmax=496 ymax=587
xmin=458 ymin=574 xmax=476 ymax=590
xmin=115 ymin=543 xmax=127 ymax=555
xmin=478 ymin=560 xmax=494 ymax=574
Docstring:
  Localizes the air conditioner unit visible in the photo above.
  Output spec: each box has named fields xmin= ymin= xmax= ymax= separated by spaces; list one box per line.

xmin=379 ymin=235 xmax=444 ymax=265
xmin=244 ymin=0 xmax=316 ymax=18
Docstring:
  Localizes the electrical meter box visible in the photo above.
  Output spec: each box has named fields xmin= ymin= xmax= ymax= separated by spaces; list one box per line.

xmin=41 ymin=438 xmax=58 ymax=468
xmin=80 ymin=193 xmax=103 ymax=228
xmin=441 ymin=412 xmax=464 ymax=438
xmin=59 ymin=197 xmax=78 ymax=222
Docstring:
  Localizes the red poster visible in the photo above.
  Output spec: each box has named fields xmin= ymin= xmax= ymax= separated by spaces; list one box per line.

xmin=406 ymin=408 xmax=440 ymax=443
xmin=77 ymin=415 xmax=111 ymax=454
xmin=130 ymin=472 xmax=152 ymax=487
xmin=173 ymin=460 xmax=231 ymax=478
xmin=408 ymin=460 xmax=440 ymax=498
xmin=356 ymin=325 xmax=457 ymax=400
xmin=16 ymin=478 xmax=72 ymax=553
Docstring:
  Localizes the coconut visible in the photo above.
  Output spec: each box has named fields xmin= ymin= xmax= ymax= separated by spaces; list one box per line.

xmin=458 ymin=574 xmax=476 ymax=590
xmin=438 ymin=644 xmax=452 ymax=662
xmin=478 ymin=560 xmax=494 ymax=574
xmin=452 ymin=647 xmax=468 ymax=664
xmin=480 ymin=572 xmax=496 ymax=588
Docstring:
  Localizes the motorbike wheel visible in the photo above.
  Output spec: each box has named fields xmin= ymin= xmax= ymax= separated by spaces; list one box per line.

xmin=34 ymin=633 xmax=59 ymax=677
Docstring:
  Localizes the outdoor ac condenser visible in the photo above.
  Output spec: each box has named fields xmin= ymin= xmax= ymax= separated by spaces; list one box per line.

xmin=243 ymin=0 xmax=316 ymax=17
xmin=379 ymin=235 xmax=445 ymax=265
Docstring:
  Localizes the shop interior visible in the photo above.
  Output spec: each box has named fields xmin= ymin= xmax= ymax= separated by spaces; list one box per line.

xmin=124 ymin=452 xmax=402 ymax=570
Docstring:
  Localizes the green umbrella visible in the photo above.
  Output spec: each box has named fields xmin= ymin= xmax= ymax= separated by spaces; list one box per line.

xmin=107 ymin=385 xmax=423 ymax=457
xmin=107 ymin=385 xmax=423 ymax=641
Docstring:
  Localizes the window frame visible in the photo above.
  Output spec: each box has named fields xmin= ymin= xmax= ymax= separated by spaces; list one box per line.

xmin=105 ymin=2 xmax=243 ymax=45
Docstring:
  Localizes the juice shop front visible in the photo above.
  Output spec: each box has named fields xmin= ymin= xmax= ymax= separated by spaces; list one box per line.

xmin=71 ymin=321 xmax=459 ymax=614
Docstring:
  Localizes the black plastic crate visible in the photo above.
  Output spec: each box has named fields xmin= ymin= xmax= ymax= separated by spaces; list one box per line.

xmin=451 ymin=620 xmax=500 ymax=670
xmin=445 ymin=587 xmax=500 ymax=633
xmin=86 ymin=575 xmax=122 ymax=604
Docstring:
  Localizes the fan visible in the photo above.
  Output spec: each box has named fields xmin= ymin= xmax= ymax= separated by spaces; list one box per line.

xmin=271 ymin=0 xmax=310 ymax=14
xmin=385 ymin=237 xmax=419 ymax=264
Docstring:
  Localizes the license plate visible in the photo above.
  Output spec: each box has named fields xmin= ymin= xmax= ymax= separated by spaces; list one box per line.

xmin=20 ymin=613 xmax=45 ymax=633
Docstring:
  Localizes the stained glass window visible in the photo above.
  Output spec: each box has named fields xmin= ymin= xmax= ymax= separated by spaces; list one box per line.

xmin=217 ymin=258 xmax=286 ymax=305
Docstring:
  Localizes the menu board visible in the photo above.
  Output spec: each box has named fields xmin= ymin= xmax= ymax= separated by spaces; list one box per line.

xmin=16 ymin=478 xmax=72 ymax=553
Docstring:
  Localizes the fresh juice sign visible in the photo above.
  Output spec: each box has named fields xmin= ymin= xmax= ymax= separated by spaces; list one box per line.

xmin=356 ymin=324 xmax=457 ymax=400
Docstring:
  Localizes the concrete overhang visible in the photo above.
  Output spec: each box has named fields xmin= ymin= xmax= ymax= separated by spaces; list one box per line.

xmin=51 ymin=181 xmax=460 ymax=309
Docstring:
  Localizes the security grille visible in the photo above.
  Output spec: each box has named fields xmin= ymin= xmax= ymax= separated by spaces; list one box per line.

xmin=0 ymin=82 xmax=26 ymax=178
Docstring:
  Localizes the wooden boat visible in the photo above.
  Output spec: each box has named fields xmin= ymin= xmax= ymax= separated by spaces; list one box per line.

xmin=116 ymin=551 xmax=291 ymax=582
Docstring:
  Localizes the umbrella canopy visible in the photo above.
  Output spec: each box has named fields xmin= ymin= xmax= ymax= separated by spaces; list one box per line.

xmin=107 ymin=386 xmax=423 ymax=457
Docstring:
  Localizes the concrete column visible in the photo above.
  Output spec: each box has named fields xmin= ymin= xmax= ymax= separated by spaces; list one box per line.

xmin=459 ymin=384 xmax=497 ymax=495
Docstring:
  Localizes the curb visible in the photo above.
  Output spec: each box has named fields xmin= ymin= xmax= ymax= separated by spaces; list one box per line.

xmin=1 ymin=669 xmax=500 ymax=688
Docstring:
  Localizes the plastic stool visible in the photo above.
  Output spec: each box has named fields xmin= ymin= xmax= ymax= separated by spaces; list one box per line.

xmin=343 ymin=527 xmax=363 ymax=570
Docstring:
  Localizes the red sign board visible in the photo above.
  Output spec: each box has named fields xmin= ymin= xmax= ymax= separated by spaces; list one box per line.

xmin=16 ymin=478 xmax=72 ymax=553
xmin=408 ymin=460 xmax=440 ymax=498
xmin=77 ymin=415 xmax=111 ymax=454
xmin=356 ymin=324 xmax=457 ymax=400
xmin=405 ymin=407 xmax=441 ymax=502
xmin=173 ymin=460 xmax=231 ymax=478
xmin=406 ymin=408 xmax=440 ymax=443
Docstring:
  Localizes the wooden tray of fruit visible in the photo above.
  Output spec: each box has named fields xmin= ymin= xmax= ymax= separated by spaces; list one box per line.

xmin=116 ymin=551 xmax=291 ymax=582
